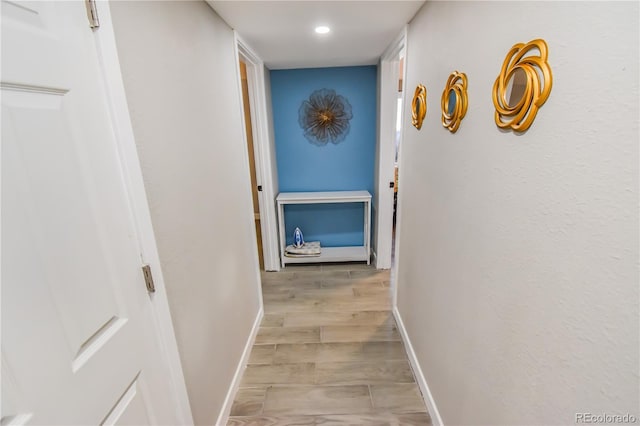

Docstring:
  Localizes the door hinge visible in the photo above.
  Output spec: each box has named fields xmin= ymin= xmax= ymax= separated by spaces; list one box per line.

xmin=257 ymin=185 xmax=263 ymax=192
xmin=85 ymin=0 xmax=100 ymax=29
xmin=142 ymin=264 xmax=156 ymax=293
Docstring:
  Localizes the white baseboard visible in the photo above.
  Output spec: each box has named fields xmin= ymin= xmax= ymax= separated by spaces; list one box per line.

xmin=371 ymin=249 xmax=392 ymax=270
xmin=215 ymin=307 xmax=264 ymax=426
xmin=393 ymin=306 xmax=444 ymax=426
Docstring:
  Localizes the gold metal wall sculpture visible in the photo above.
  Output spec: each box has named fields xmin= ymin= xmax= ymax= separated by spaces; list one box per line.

xmin=411 ymin=84 xmax=427 ymax=130
xmin=441 ymin=71 xmax=468 ymax=133
xmin=492 ymin=38 xmax=553 ymax=132
xmin=299 ymin=89 xmax=353 ymax=146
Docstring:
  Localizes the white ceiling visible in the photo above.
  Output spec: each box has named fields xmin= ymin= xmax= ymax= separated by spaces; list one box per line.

xmin=207 ymin=1 xmax=425 ymax=70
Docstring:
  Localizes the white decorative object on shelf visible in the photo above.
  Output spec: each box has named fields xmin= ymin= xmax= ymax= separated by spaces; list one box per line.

xmin=293 ymin=227 xmax=304 ymax=248
xmin=276 ymin=191 xmax=372 ymax=267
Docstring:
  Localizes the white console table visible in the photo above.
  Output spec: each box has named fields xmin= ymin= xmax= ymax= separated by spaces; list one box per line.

xmin=276 ymin=191 xmax=372 ymax=267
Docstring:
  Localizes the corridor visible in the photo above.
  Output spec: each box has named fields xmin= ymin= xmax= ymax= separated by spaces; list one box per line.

xmin=227 ymin=264 xmax=431 ymax=425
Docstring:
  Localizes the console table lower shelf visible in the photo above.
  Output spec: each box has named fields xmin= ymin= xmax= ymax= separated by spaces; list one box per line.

xmin=276 ymin=190 xmax=372 ymax=268
xmin=283 ymin=246 xmax=369 ymax=264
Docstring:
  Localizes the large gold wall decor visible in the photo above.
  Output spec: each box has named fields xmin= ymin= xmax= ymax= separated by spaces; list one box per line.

xmin=441 ymin=71 xmax=468 ymax=133
xmin=299 ymin=89 xmax=352 ymax=146
xmin=492 ymin=38 xmax=553 ymax=132
xmin=411 ymin=84 xmax=427 ymax=130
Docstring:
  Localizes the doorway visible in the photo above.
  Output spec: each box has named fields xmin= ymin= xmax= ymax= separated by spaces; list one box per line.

xmin=235 ymin=37 xmax=280 ymax=272
xmin=239 ymin=60 xmax=264 ymax=269
xmin=374 ymin=28 xmax=406 ymax=274
xmin=392 ymin=55 xmax=404 ymax=267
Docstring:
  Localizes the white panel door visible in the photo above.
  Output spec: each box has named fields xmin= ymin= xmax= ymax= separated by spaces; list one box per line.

xmin=2 ymin=1 xmax=181 ymax=424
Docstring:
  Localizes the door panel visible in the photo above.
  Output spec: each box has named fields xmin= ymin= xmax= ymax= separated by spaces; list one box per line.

xmin=101 ymin=373 xmax=153 ymax=426
xmin=3 ymin=89 xmax=128 ymax=361
xmin=1 ymin=1 xmax=178 ymax=424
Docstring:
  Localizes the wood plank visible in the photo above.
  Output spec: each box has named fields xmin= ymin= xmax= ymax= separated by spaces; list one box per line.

xmin=262 ymin=281 xmax=322 ymax=295
xmin=248 ymin=345 xmax=276 ymax=365
xmin=265 ymin=294 xmax=390 ymax=314
xmin=319 ymin=263 xmax=374 ymax=272
xmin=321 ymin=325 xmax=400 ymax=343
xmin=348 ymin=270 xmax=391 ymax=280
xmin=261 ymin=314 xmax=285 ymax=327
xmin=255 ymin=327 xmax=321 ymax=344
xmin=321 ymin=262 xmax=371 ymax=271
xmin=293 ymin=270 xmax=350 ymax=280
xmin=227 ymin=415 xmax=315 ymax=426
xmin=227 ymin=413 xmax=431 ymax=426
xmin=272 ymin=343 xmax=320 ymax=364
xmin=241 ymin=363 xmax=315 ymax=386
xmin=261 ymin=271 xmax=298 ymax=283
xmin=320 ymin=279 xmax=384 ymax=289
xmin=262 ymin=385 xmax=372 ymax=416
xmin=230 ymin=388 xmax=267 ymax=416
xmin=361 ymin=341 xmax=408 ymax=361
xmin=315 ymin=360 xmax=414 ymax=385
xmin=369 ymin=383 xmax=428 ymax=413
xmin=312 ymin=412 xmax=431 ymax=425
xmin=264 ymin=287 xmax=354 ymax=299
xmin=283 ymin=311 xmax=393 ymax=328
xmin=352 ymin=287 xmax=392 ymax=297
xmin=271 ymin=342 xmax=407 ymax=364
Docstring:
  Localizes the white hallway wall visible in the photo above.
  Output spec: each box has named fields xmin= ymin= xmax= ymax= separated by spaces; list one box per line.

xmin=109 ymin=2 xmax=262 ymax=424
xmin=397 ymin=1 xmax=639 ymax=425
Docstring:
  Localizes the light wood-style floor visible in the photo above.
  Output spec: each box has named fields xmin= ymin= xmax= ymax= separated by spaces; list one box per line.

xmin=227 ymin=263 xmax=431 ymax=426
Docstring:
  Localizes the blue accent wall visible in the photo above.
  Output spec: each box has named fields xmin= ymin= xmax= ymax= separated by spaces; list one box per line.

xmin=271 ymin=66 xmax=377 ymax=247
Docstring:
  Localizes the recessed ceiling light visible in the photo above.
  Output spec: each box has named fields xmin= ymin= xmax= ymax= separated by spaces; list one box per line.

xmin=315 ymin=26 xmax=330 ymax=34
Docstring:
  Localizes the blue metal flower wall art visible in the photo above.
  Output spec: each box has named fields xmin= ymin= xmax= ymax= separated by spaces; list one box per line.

xmin=298 ymin=89 xmax=353 ymax=146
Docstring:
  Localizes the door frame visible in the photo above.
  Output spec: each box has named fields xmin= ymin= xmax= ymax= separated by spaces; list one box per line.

xmin=374 ymin=27 xmax=407 ymax=273
xmin=93 ymin=3 xmax=193 ymax=423
xmin=234 ymin=34 xmax=280 ymax=272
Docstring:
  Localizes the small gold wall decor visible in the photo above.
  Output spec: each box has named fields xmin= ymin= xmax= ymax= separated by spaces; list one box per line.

xmin=493 ymin=38 xmax=553 ymax=132
xmin=411 ymin=84 xmax=427 ymax=130
xmin=441 ymin=71 xmax=468 ymax=133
